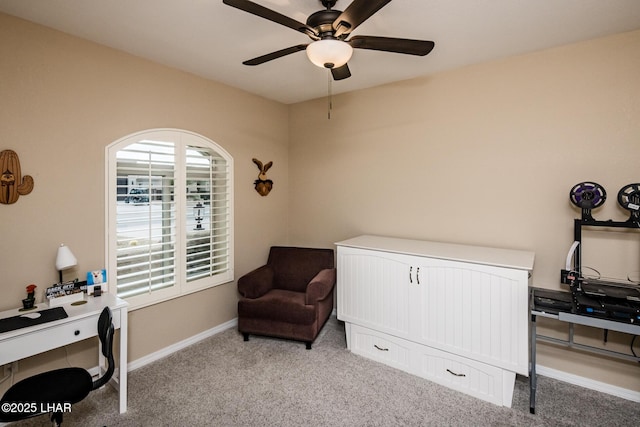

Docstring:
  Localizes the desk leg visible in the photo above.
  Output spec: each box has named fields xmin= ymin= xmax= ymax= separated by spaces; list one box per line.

xmin=529 ymin=312 xmax=537 ymax=414
xmin=119 ymin=307 xmax=128 ymax=414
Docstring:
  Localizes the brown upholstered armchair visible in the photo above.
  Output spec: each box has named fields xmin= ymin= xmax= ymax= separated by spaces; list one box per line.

xmin=237 ymin=246 xmax=336 ymax=349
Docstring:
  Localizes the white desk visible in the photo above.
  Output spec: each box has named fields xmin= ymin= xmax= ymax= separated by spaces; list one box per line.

xmin=0 ymin=294 xmax=128 ymax=413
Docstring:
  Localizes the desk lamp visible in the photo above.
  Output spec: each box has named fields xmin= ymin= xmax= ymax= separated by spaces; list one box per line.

xmin=56 ymin=244 xmax=77 ymax=283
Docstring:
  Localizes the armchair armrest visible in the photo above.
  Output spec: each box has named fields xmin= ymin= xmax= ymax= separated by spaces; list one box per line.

xmin=305 ymin=268 xmax=337 ymax=305
xmin=238 ymin=265 xmax=274 ymax=299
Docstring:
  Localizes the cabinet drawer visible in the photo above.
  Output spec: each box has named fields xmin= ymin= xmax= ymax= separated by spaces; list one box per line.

xmin=350 ymin=324 xmax=412 ymax=373
xmin=1 ymin=316 xmax=99 ymax=363
xmin=414 ymin=344 xmax=504 ymax=406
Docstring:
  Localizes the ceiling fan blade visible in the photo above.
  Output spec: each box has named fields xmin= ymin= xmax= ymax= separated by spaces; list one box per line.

xmin=223 ymin=0 xmax=318 ymax=38
xmin=333 ymin=0 xmax=392 ymax=38
xmin=349 ymin=36 xmax=435 ymax=56
xmin=243 ymin=44 xmax=308 ymax=66
xmin=331 ymin=64 xmax=351 ymax=80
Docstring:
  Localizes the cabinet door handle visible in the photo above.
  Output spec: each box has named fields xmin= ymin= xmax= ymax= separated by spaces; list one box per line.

xmin=416 ymin=267 xmax=420 ymax=285
xmin=409 ymin=266 xmax=413 ymax=283
xmin=446 ymin=369 xmax=466 ymax=377
xmin=374 ymin=344 xmax=389 ymax=352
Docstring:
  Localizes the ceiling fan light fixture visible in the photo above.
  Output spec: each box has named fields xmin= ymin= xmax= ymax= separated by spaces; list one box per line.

xmin=306 ymin=39 xmax=353 ymax=69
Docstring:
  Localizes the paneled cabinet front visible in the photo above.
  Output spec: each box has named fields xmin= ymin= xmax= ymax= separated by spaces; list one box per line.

xmin=413 ymin=258 xmax=529 ymax=375
xmin=337 ymin=247 xmax=418 ymax=340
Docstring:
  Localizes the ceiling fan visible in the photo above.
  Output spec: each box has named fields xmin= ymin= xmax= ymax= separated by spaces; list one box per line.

xmin=222 ymin=0 xmax=435 ymax=81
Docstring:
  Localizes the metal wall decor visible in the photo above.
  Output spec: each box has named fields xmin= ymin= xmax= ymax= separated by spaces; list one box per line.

xmin=252 ymin=158 xmax=273 ymax=196
xmin=0 ymin=149 xmax=34 ymax=204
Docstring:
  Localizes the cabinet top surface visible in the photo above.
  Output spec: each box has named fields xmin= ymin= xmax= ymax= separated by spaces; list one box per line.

xmin=335 ymin=235 xmax=535 ymax=270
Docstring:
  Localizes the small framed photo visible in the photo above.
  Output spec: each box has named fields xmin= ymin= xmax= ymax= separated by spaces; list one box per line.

xmin=86 ymin=269 xmax=107 ymax=295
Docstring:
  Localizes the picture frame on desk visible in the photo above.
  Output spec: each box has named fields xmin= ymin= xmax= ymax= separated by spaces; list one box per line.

xmin=86 ymin=269 xmax=108 ymax=295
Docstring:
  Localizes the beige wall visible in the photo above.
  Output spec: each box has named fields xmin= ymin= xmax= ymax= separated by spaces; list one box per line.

xmin=0 ymin=13 xmax=289 ymax=383
xmin=288 ymin=30 xmax=640 ymax=391
xmin=2 ymin=9 xmax=639 ymax=395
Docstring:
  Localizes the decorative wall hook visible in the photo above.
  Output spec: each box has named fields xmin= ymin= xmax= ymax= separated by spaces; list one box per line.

xmin=0 ymin=149 xmax=34 ymax=204
xmin=252 ymin=158 xmax=273 ymax=196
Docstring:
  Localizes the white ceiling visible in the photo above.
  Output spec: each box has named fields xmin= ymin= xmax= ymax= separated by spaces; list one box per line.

xmin=1 ymin=0 xmax=639 ymax=104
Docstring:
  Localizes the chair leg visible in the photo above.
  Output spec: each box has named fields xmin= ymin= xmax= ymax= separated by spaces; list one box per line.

xmin=51 ymin=412 xmax=63 ymax=426
xmin=305 ymin=342 xmax=312 ymax=350
xmin=243 ymin=333 xmax=249 ymax=342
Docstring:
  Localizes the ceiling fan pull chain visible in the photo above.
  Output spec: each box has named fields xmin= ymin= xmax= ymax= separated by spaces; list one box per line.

xmin=327 ymin=69 xmax=333 ymax=120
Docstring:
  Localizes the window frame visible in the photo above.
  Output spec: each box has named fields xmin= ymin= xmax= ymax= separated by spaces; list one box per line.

xmin=106 ymin=128 xmax=234 ymax=310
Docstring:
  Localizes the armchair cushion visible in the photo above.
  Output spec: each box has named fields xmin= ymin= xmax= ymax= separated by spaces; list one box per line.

xmin=239 ymin=290 xmax=315 ymax=324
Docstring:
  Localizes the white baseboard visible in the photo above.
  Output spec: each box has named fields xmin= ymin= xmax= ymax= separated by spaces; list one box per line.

xmin=127 ymin=317 xmax=238 ymax=372
xmin=536 ymin=364 xmax=640 ymax=402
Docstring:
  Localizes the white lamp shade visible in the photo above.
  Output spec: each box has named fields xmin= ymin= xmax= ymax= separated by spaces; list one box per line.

xmin=306 ymin=39 xmax=353 ymax=69
xmin=56 ymin=244 xmax=78 ymax=271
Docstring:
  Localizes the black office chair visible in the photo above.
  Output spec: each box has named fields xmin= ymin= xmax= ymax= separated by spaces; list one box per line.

xmin=0 ymin=306 xmax=115 ymax=426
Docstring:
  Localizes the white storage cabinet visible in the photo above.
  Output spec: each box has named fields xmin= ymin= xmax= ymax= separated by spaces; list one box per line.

xmin=336 ymin=235 xmax=535 ymax=407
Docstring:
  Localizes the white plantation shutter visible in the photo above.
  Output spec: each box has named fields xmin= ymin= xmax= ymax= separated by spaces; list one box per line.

xmin=107 ymin=129 xmax=233 ymax=309
xmin=185 ymin=145 xmax=231 ymax=282
xmin=114 ymin=139 xmax=176 ymax=298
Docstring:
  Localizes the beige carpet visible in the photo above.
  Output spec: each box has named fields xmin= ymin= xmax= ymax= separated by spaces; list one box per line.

xmin=8 ymin=317 xmax=638 ymax=426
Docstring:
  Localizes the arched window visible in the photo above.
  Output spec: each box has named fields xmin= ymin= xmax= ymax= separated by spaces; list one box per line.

xmin=106 ymin=129 xmax=233 ymax=309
